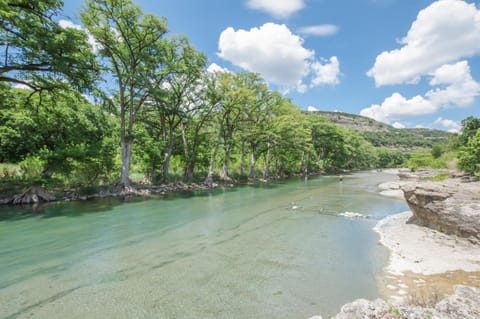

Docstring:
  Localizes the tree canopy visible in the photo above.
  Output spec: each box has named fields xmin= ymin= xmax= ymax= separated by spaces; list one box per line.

xmin=0 ymin=0 xmax=98 ymax=92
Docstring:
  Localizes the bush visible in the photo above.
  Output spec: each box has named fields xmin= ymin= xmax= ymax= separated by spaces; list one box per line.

xmin=406 ymin=149 xmax=447 ymax=171
xmin=19 ymin=156 xmax=45 ymax=178
xmin=458 ymin=130 xmax=480 ymax=175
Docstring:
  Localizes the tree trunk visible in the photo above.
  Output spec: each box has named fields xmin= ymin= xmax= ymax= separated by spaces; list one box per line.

xmin=205 ymin=127 xmax=223 ymax=186
xmin=120 ymin=137 xmax=132 ymax=186
xmin=162 ymin=125 xmax=174 ymax=182
xmin=220 ymin=143 xmax=231 ymax=181
xmin=239 ymin=139 xmax=246 ymax=177
xmin=249 ymin=144 xmax=256 ymax=179
xmin=264 ymin=142 xmax=271 ymax=179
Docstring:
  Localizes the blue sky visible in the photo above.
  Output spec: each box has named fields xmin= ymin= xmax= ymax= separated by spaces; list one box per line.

xmin=61 ymin=0 xmax=480 ymax=132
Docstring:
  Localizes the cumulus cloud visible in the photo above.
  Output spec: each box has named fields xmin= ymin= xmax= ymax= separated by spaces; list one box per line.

xmin=58 ymin=19 xmax=100 ymax=52
xmin=361 ymin=60 xmax=480 ymax=124
xmin=307 ymin=106 xmax=319 ymax=112
xmin=360 ymin=93 xmax=436 ymax=123
xmin=206 ymin=63 xmax=230 ymax=74
xmin=434 ymin=117 xmax=461 ymax=133
xmin=298 ymin=24 xmax=339 ymax=36
xmin=426 ymin=61 xmax=480 ymax=107
xmin=367 ymin=0 xmax=480 ymax=86
xmin=217 ymin=23 xmax=340 ymax=92
xmin=246 ymin=0 xmax=305 ymax=18
xmin=311 ymin=57 xmax=340 ymax=87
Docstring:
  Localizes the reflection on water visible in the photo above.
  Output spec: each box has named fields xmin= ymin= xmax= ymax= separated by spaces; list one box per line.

xmin=0 ymin=171 xmax=408 ymax=319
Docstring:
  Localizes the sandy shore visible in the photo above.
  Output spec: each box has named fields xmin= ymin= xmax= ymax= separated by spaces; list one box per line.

xmin=373 ymin=170 xmax=480 ymax=304
xmin=374 ymin=211 xmax=480 ymax=275
xmin=374 ymin=210 xmax=480 ymax=304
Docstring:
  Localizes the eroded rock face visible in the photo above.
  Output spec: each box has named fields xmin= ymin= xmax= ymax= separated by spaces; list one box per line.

xmin=314 ymin=285 xmax=480 ymax=319
xmin=401 ymin=179 xmax=480 ymax=241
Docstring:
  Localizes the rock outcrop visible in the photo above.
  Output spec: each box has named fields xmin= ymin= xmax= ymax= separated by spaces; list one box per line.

xmin=312 ymin=285 xmax=480 ymax=319
xmin=401 ymin=178 xmax=480 ymax=242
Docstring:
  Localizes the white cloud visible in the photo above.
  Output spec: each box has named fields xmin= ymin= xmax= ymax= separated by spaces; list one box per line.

xmin=426 ymin=61 xmax=480 ymax=107
xmin=218 ymin=23 xmax=340 ymax=92
xmin=367 ymin=0 xmax=480 ymax=86
xmin=361 ymin=60 xmax=480 ymax=124
xmin=310 ymin=56 xmax=340 ymax=87
xmin=307 ymin=106 xmax=319 ymax=112
xmin=360 ymin=92 xmax=436 ymax=123
xmin=392 ymin=122 xmax=406 ymax=129
xmin=58 ymin=19 xmax=100 ymax=53
xmin=246 ymin=0 xmax=305 ymax=18
xmin=298 ymin=24 xmax=339 ymax=36
xmin=206 ymin=63 xmax=230 ymax=74
xmin=434 ymin=117 xmax=461 ymax=133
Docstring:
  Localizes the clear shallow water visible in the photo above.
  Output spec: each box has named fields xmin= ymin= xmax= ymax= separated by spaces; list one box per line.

xmin=0 ymin=171 xmax=407 ymax=319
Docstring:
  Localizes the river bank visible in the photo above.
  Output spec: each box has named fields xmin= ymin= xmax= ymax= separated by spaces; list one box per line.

xmin=311 ymin=169 xmax=480 ymax=318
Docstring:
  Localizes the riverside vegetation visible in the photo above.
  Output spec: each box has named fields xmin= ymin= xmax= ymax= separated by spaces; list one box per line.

xmin=1 ymin=1 xmax=479 ymax=202
xmin=0 ymin=0 xmax=392 ymax=199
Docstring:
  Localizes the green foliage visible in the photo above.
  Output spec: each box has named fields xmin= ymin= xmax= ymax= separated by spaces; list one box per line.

xmin=431 ymin=144 xmax=444 ymax=159
xmin=0 ymin=0 xmax=98 ymax=91
xmin=376 ymin=148 xmax=409 ymax=168
xmin=406 ymin=149 xmax=447 ymax=171
xmin=458 ymin=129 xmax=480 ymax=175
xmin=19 ymin=155 xmax=45 ymax=178
xmin=81 ymin=0 xmax=169 ymax=185
xmin=460 ymin=116 xmax=480 ymax=145
xmin=0 ymin=86 xmax=118 ymax=185
xmin=431 ymin=172 xmax=449 ymax=182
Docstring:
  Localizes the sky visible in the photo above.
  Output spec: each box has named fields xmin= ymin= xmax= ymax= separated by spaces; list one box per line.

xmin=60 ymin=0 xmax=480 ymax=132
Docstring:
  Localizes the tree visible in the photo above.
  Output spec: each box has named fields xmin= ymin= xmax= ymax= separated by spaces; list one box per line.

xmin=204 ymin=72 xmax=250 ymax=183
xmin=0 ymin=86 xmax=117 ymax=183
xmin=81 ymin=0 xmax=168 ymax=186
xmin=460 ymin=116 xmax=480 ymax=145
xmin=179 ymin=71 xmax=218 ymax=181
xmin=0 ymin=0 xmax=98 ymax=92
xmin=145 ymin=36 xmax=207 ymax=182
xmin=458 ymin=129 xmax=480 ymax=175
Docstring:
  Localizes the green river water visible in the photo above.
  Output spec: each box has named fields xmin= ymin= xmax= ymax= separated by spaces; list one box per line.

xmin=0 ymin=171 xmax=408 ymax=319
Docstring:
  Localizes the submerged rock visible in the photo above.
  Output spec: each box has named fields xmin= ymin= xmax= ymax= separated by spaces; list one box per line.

xmin=401 ymin=179 xmax=480 ymax=241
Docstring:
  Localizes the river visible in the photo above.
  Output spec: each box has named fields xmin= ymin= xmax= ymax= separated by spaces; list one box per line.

xmin=0 ymin=171 xmax=408 ymax=319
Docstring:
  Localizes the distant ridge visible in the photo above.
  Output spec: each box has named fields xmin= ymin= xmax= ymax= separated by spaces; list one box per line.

xmin=308 ymin=110 xmax=392 ymax=132
xmin=306 ymin=110 xmax=451 ymax=149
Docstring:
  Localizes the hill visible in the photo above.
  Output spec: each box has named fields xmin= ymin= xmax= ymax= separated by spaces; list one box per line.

xmin=307 ymin=111 xmax=451 ymax=149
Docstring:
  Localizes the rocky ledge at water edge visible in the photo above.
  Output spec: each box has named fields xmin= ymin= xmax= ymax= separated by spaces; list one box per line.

xmin=311 ymin=285 xmax=480 ymax=319
xmin=401 ymin=175 xmax=480 ymax=244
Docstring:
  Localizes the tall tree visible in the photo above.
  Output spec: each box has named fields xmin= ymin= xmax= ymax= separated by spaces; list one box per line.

xmin=81 ymin=0 xmax=168 ymax=186
xmin=0 ymin=0 xmax=98 ymax=92
xmin=145 ymin=36 xmax=207 ymax=182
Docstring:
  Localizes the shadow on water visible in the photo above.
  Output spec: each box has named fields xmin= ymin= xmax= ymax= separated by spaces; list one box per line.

xmin=0 ymin=175 xmax=338 ymax=222
xmin=0 ymin=180 xmax=282 ymax=221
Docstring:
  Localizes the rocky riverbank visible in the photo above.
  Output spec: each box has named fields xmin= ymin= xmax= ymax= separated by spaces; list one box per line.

xmin=311 ymin=169 xmax=480 ymax=319
xmin=320 ymin=285 xmax=480 ymax=319
xmin=0 ymin=182 xmax=217 ymax=205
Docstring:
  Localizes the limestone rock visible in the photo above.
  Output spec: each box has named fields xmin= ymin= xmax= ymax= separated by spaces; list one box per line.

xmin=332 ymin=299 xmax=394 ymax=319
xmin=434 ymin=285 xmax=480 ymax=319
xmin=401 ymin=179 xmax=480 ymax=240
xmin=323 ymin=285 xmax=480 ymax=319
